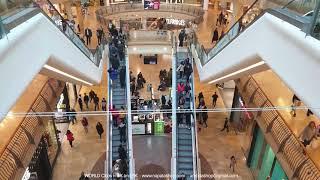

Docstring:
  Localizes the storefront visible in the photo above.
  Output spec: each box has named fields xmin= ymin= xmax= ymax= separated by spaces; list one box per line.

xmin=22 ymin=137 xmax=55 ymax=180
xmin=247 ymin=124 xmax=288 ymax=180
xmin=229 ymin=87 xmax=254 ymax=132
xmin=54 ymin=84 xmax=70 ymax=123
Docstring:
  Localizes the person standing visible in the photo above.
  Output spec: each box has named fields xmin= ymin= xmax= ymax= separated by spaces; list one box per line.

xmin=84 ymin=27 xmax=92 ymax=45
xmin=101 ymin=98 xmax=107 ymax=111
xmin=177 ymin=62 xmax=185 ymax=78
xmin=178 ymin=27 xmax=186 ymax=47
xmin=96 ymin=122 xmax=104 ymax=139
xmin=66 ymin=130 xmax=74 ymax=147
xmin=211 ymin=28 xmax=219 ymax=44
xmin=81 ymin=117 xmax=89 ymax=133
xmin=198 ymin=92 xmax=204 ymax=106
xmin=118 ymin=145 xmax=127 ymax=160
xmin=78 ymin=95 xmax=83 ymax=111
xmin=119 ymin=121 xmax=126 ymax=143
xmin=94 ymin=95 xmax=100 ymax=111
xmin=221 ymin=118 xmax=229 ymax=132
xmin=120 ymin=67 xmax=126 ymax=88
xmin=84 ymin=93 xmax=89 ymax=109
xmin=299 ymin=121 xmax=317 ymax=147
xmin=291 ymin=94 xmax=301 ymax=117
xmin=212 ymin=92 xmax=219 ymax=108
xmin=96 ymin=27 xmax=103 ymax=45
xmin=161 ymin=95 xmax=166 ymax=106
xmin=230 ymin=156 xmax=236 ymax=172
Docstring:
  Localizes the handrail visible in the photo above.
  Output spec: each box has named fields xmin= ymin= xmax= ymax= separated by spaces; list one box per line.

xmin=0 ymin=79 xmax=59 ymax=156
xmin=0 ymin=79 xmax=63 ymax=180
xmin=247 ymin=76 xmax=320 ymax=171
xmin=237 ymin=76 xmax=320 ymax=178
xmin=0 ymin=0 xmax=103 ymax=66
xmin=171 ymin=36 xmax=177 ymax=179
xmin=193 ymin=0 xmax=320 ymax=66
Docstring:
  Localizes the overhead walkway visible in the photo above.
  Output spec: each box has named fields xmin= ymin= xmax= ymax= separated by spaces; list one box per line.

xmin=190 ymin=0 xmax=320 ymax=118
xmin=0 ymin=1 xmax=105 ymax=120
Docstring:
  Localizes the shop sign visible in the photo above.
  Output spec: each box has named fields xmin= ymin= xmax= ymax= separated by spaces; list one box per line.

xmin=154 ymin=121 xmax=164 ymax=134
xmin=166 ymin=18 xmax=186 ymax=26
xmin=132 ymin=124 xmax=145 ymax=135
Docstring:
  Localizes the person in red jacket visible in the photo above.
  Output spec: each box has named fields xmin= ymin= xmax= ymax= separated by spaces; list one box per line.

xmin=66 ymin=130 xmax=74 ymax=147
xmin=177 ymin=82 xmax=185 ymax=94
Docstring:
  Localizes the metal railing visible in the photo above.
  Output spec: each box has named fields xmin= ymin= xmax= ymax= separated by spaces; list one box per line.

xmin=96 ymin=3 xmax=204 ymax=25
xmin=192 ymin=0 xmax=320 ymax=66
xmin=236 ymin=76 xmax=320 ymax=180
xmin=0 ymin=0 xmax=104 ymax=66
xmin=0 ymin=79 xmax=64 ymax=180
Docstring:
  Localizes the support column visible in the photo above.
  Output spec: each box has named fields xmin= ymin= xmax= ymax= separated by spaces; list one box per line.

xmin=203 ymin=0 xmax=209 ymax=10
xmin=141 ymin=17 xmax=147 ymax=30
xmin=0 ymin=0 xmax=8 ymax=12
xmin=214 ymin=0 xmax=219 ymax=11
xmin=106 ymin=0 xmax=110 ymax=6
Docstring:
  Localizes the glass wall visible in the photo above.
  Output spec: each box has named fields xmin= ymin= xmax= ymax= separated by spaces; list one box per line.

xmin=247 ymin=124 xmax=288 ymax=180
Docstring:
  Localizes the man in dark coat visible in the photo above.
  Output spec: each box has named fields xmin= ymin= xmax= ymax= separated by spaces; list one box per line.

xmin=120 ymin=67 xmax=126 ymax=88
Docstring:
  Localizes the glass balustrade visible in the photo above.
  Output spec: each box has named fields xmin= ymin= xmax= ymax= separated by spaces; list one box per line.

xmin=194 ymin=0 xmax=320 ymax=66
xmin=0 ymin=0 xmax=103 ymax=66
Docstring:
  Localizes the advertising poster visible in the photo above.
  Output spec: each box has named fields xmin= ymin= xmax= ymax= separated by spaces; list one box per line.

xmin=144 ymin=0 xmax=160 ymax=10
xmin=154 ymin=121 xmax=164 ymax=135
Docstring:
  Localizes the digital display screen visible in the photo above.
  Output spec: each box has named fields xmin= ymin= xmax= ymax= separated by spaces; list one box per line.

xmin=144 ymin=0 xmax=160 ymax=10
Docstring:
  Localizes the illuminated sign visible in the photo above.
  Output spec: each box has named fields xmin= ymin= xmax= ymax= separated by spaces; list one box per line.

xmin=166 ymin=18 xmax=186 ymax=26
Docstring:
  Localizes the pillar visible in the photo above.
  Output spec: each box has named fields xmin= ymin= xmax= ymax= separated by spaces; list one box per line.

xmin=64 ymin=2 xmax=73 ymax=20
xmin=141 ymin=17 xmax=147 ymax=30
xmin=106 ymin=0 xmax=110 ymax=6
xmin=0 ymin=0 xmax=8 ymax=12
xmin=203 ymin=0 xmax=209 ymax=10
xmin=214 ymin=0 xmax=219 ymax=11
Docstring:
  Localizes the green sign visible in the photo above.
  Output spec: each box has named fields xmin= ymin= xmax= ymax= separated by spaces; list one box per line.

xmin=154 ymin=121 xmax=164 ymax=135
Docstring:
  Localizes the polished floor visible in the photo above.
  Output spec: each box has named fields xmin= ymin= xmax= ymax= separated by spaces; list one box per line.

xmin=252 ymin=70 xmax=320 ymax=169
xmin=129 ymin=54 xmax=172 ymax=100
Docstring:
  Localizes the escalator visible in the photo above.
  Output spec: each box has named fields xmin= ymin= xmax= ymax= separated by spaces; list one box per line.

xmin=174 ymin=45 xmax=199 ymax=179
xmin=191 ymin=0 xmax=320 ymax=117
xmin=106 ymin=41 xmax=132 ymax=179
xmin=0 ymin=0 xmax=105 ymax=120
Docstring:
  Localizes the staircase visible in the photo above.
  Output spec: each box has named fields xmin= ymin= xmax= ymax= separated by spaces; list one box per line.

xmin=176 ymin=51 xmax=195 ymax=179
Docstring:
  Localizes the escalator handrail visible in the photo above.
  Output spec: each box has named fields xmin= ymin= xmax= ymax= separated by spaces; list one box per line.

xmin=197 ymin=4 xmax=312 ymax=66
xmin=1 ymin=0 xmax=101 ymax=66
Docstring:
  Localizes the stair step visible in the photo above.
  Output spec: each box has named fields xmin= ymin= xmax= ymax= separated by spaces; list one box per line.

xmin=178 ymin=157 xmax=193 ymax=163
xmin=178 ymin=163 xmax=193 ymax=170
xmin=178 ymin=145 xmax=192 ymax=151
xmin=178 ymin=151 xmax=192 ymax=157
xmin=178 ymin=139 xmax=192 ymax=145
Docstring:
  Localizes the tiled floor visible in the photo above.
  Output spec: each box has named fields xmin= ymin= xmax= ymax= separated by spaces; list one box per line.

xmin=193 ymin=65 xmax=253 ymax=180
xmin=129 ymin=54 xmax=172 ymax=100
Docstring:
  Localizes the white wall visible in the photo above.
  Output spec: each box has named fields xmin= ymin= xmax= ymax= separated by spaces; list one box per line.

xmin=0 ymin=13 xmax=104 ymax=120
xmin=193 ymin=13 xmax=320 ymax=117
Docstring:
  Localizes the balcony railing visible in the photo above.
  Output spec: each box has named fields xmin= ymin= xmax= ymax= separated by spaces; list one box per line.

xmin=96 ymin=3 xmax=204 ymax=26
xmin=236 ymin=76 xmax=320 ymax=180
xmin=0 ymin=79 xmax=64 ymax=180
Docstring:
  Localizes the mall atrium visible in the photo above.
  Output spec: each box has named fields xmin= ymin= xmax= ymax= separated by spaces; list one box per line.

xmin=0 ymin=0 xmax=320 ymax=179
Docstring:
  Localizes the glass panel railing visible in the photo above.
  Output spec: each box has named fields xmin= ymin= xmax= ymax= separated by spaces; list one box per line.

xmin=0 ymin=0 xmax=104 ymax=66
xmin=196 ymin=0 xmax=320 ymax=66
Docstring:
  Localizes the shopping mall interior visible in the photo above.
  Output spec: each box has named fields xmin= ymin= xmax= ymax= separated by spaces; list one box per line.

xmin=0 ymin=0 xmax=320 ymax=179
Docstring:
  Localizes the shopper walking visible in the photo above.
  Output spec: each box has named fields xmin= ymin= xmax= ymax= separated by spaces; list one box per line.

xmin=89 ymin=90 xmax=95 ymax=103
xmin=212 ymin=92 xmax=219 ymax=108
xmin=94 ymin=95 xmax=99 ymax=111
xmin=119 ymin=121 xmax=126 ymax=143
xmin=221 ymin=118 xmax=229 ymax=132
xmin=219 ymin=30 xmax=225 ymax=41
xmin=79 ymin=172 xmax=89 ymax=180
xmin=120 ymin=67 xmax=126 ymax=88
xmin=84 ymin=93 xmax=89 ymax=109
xmin=230 ymin=156 xmax=236 ymax=172
xmin=291 ymin=94 xmax=301 ymax=117
xmin=69 ymin=108 xmax=77 ymax=124
xmin=198 ymin=92 xmax=204 ymax=106
xmin=66 ymin=130 xmax=74 ymax=147
xmin=101 ymin=98 xmax=107 ymax=111
xmin=178 ymin=27 xmax=186 ymax=47
xmin=96 ymin=122 xmax=104 ymax=139
xmin=78 ymin=95 xmax=83 ymax=111
xmin=84 ymin=27 xmax=92 ymax=45
xmin=299 ymin=121 xmax=317 ymax=147
xmin=96 ymin=27 xmax=103 ymax=45
xmin=81 ymin=117 xmax=89 ymax=133
xmin=211 ymin=28 xmax=219 ymax=44
xmin=161 ymin=95 xmax=166 ymax=106
xmin=202 ymin=106 xmax=208 ymax=128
